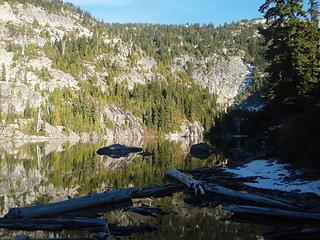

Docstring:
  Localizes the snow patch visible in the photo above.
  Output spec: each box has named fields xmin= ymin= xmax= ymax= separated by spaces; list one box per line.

xmin=225 ymin=159 xmax=320 ymax=196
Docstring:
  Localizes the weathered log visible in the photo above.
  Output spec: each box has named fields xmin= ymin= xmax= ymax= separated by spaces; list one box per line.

xmin=5 ymin=188 xmax=137 ymax=219
xmin=224 ymin=205 xmax=320 ymax=221
xmin=165 ymin=168 xmax=205 ymax=195
xmin=52 ymin=200 xmax=133 ymax=219
xmin=0 ymin=218 xmax=108 ymax=233
xmin=205 ymin=183 xmax=298 ymax=210
xmin=166 ymin=168 xmax=298 ymax=210
xmin=133 ymin=183 xmax=183 ymax=198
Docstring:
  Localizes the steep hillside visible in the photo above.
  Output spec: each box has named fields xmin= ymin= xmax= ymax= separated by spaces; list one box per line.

xmin=0 ymin=0 xmax=265 ymax=141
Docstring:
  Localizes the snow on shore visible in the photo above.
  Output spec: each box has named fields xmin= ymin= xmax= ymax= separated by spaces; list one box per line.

xmin=225 ymin=159 xmax=320 ymax=196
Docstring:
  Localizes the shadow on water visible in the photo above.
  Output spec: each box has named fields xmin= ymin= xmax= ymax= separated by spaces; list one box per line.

xmin=0 ymin=139 xmax=267 ymax=239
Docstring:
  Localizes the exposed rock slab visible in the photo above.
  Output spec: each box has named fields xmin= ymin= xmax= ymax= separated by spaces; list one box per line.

xmin=103 ymin=105 xmax=144 ymax=144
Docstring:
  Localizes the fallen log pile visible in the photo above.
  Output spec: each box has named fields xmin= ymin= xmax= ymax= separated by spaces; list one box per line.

xmin=0 ymin=167 xmax=319 ymax=240
xmin=0 ymin=182 xmax=184 ymax=239
xmin=167 ymin=168 xmax=320 ymax=240
xmin=5 ymin=188 xmax=138 ymax=219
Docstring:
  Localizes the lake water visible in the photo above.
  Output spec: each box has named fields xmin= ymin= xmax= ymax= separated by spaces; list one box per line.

xmin=0 ymin=139 xmax=268 ymax=239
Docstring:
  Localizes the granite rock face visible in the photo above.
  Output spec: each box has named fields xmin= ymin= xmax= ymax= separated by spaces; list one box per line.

xmin=0 ymin=1 xmax=259 ymax=142
xmin=166 ymin=121 xmax=204 ymax=151
xmin=103 ymin=105 xmax=144 ymax=145
xmin=172 ymin=55 xmax=253 ymax=106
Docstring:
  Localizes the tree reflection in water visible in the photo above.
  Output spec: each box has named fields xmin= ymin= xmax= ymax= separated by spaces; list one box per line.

xmin=0 ymin=140 xmax=267 ymax=239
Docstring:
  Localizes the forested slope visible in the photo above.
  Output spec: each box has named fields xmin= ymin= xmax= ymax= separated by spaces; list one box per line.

xmin=0 ymin=0 xmax=265 ymax=139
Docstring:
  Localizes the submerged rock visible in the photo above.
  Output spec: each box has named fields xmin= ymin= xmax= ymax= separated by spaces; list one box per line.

xmin=97 ymin=144 xmax=143 ymax=158
xmin=190 ymin=143 xmax=215 ymax=159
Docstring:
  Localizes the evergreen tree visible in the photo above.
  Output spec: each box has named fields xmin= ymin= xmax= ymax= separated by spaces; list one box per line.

xmin=259 ymin=0 xmax=320 ymax=109
xmin=309 ymin=0 xmax=320 ymax=22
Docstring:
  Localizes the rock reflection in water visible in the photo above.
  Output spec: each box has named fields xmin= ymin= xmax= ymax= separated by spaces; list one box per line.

xmin=0 ymin=140 xmax=216 ymax=214
xmin=0 ymin=138 xmax=264 ymax=239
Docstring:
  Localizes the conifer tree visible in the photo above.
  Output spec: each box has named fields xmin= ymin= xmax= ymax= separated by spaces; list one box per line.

xmin=309 ymin=0 xmax=320 ymax=22
xmin=259 ymin=0 xmax=320 ymax=108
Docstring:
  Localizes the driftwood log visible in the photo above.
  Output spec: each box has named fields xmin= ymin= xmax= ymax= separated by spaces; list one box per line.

xmin=3 ymin=167 xmax=317 ymax=239
xmin=165 ymin=168 xmax=299 ymax=210
xmin=166 ymin=168 xmax=205 ymax=195
xmin=52 ymin=200 xmax=133 ymax=219
xmin=0 ymin=218 xmax=108 ymax=233
xmin=204 ymin=183 xmax=298 ymax=210
xmin=224 ymin=205 xmax=320 ymax=221
xmin=5 ymin=188 xmax=137 ymax=219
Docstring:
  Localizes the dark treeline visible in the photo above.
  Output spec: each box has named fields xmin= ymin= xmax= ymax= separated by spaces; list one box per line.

xmin=260 ymin=0 xmax=320 ymax=109
xmin=246 ymin=0 xmax=320 ymax=169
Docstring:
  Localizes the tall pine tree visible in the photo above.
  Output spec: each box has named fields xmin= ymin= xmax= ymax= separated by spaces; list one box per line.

xmin=259 ymin=0 xmax=320 ymax=109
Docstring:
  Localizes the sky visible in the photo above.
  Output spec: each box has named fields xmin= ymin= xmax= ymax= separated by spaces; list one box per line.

xmin=64 ymin=0 xmax=266 ymax=26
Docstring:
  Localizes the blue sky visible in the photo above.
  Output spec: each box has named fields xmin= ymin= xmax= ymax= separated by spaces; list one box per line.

xmin=64 ymin=0 xmax=266 ymax=26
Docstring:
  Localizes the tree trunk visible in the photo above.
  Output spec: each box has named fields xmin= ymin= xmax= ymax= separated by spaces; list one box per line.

xmin=165 ymin=168 xmax=205 ymax=195
xmin=205 ymin=183 xmax=298 ymax=210
xmin=224 ymin=205 xmax=320 ymax=221
xmin=0 ymin=218 xmax=108 ymax=233
xmin=5 ymin=188 xmax=137 ymax=219
xmin=166 ymin=168 xmax=299 ymax=210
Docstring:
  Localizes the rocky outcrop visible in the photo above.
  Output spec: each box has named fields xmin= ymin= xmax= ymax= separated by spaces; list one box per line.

xmin=0 ymin=82 xmax=42 ymax=114
xmin=166 ymin=121 xmax=204 ymax=151
xmin=0 ymin=102 xmax=145 ymax=143
xmin=115 ymin=57 xmax=157 ymax=89
xmin=0 ymin=121 xmax=80 ymax=140
xmin=172 ymin=55 xmax=252 ymax=106
xmin=0 ymin=0 xmax=261 ymax=143
xmin=0 ymin=2 xmax=91 ymax=38
xmin=103 ymin=105 xmax=144 ymax=146
xmin=167 ymin=121 xmax=204 ymax=141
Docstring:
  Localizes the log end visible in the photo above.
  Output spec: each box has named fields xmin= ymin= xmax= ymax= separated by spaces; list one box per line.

xmin=4 ymin=208 xmax=23 ymax=219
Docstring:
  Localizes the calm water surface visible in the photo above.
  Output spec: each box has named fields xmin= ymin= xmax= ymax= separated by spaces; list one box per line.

xmin=0 ymin=139 xmax=267 ymax=239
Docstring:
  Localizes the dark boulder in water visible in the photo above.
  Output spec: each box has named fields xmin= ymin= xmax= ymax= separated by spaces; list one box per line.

xmin=97 ymin=144 xmax=143 ymax=158
xmin=190 ymin=143 xmax=215 ymax=159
